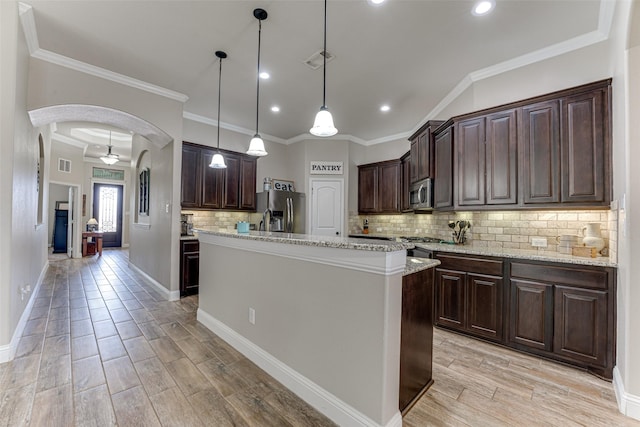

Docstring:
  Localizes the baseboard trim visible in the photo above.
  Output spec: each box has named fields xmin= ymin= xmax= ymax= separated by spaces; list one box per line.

xmin=197 ymin=308 xmax=402 ymax=427
xmin=127 ymin=262 xmax=179 ymax=301
xmin=613 ymin=366 xmax=640 ymax=421
xmin=0 ymin=261 xmax=48 ymax=363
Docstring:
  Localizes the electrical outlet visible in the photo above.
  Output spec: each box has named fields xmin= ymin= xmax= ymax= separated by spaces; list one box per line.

xmin=531 ymin=237 xmax=547 ymax=248
xmin=249 ymin=307 xmax=256 ymax=325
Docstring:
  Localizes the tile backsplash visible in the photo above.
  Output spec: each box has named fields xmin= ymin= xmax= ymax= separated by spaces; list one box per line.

xmin=183 ymin=208 xmax=617 ymax=262
xmin=350 ymin=209 xmax=617 ymax=261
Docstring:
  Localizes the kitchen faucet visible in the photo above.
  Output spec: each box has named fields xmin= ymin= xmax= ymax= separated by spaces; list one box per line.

xmin=260 ymin=207 xmax=272 ymax=232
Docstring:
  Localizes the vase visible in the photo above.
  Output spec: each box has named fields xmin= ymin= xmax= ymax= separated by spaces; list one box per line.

xmin=582 ymin=222 xmax=605 ymax=254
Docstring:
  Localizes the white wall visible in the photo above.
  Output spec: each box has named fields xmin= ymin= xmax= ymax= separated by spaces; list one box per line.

xmin=28 ymin=57 xmax=185 ymax=297
xmin=0 ymin=0 xmax=49 ymax=356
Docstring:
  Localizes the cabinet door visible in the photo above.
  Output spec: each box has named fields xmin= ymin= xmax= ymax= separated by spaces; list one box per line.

xmin=399 ymin=268 xmax=434 ymax=413
xmin=358 ymin=165 xmax=378 ymax=213
xmin=520 ymin=100 xmax=561 ymax=204
xmin=457 ymin=117 xmax=485 ymax=206
xmin=409 ymin=139 xmax=419 ymax=184
xmin=486 ymin=110 xmax=517 ymax=205
xmin=240 ymin=157 xmax=257 ymax=210
xmin=467 ymin=273 xmax=503 ymax=341
xmin=509 ymin=279 xmax=553 ymax=351
xmin=401 ymin=154 xmax=411 ymax=212
xmin=434 ymin=126 xmax=454 ymax=209
xmin=553 ymin=286 xmax=607 ymax=366
xmin=181 ymin=145 xmax=201 ymax=208
xmin=180 ymin=241 xmax=200 ymax=297
xmin=378 ymin=162 xmax=400 ymax=213
xmin=418 ymin=131 xmax=430 ymax=181
xmin=435 ymin=268 xmax=465 ymax=330
xmin=561 ymin=89 xmax=607 ymax=203
xmin=222 ymin=155 xmax=240 ymax=209
xmin=200 ymin=149 xmax=224 ymax=209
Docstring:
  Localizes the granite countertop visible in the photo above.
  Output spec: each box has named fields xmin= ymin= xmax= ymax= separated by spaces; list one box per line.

xmin=403 ymin=257 xmax=441 ymax=276
xmin=414 ymin=242 xmax=616 ymax=267
xmin=195 ymin=228 xmax=413 ymax=252
xmin=180 ymin=234 xmax=198 ymax=241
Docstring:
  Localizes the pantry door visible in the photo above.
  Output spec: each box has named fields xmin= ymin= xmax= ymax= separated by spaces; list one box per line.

xmin=93 ymin=183 xmax=123 ymax=247
xmin=310 ymin=178 xmax=343 ymax=236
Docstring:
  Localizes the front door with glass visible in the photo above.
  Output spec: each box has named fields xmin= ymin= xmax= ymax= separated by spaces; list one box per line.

xmin=92 ymin=183 xmax=123 ymax=248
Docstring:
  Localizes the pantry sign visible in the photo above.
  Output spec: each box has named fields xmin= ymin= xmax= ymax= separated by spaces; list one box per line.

xmin=310 ymin=161 xmax=343 ymax=175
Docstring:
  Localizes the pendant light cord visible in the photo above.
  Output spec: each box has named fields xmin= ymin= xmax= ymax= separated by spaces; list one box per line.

xmin=255 ymin=19 xmax=262 ymax=135
xmin=322 ymin=0 xmax=327 ymax=109
xmin=217 ymin=56 xmax=222 ymax=151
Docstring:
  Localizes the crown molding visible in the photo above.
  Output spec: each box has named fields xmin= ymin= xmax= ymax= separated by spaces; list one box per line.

xmin=182 ymin=111 xmax=287 ymax=145
xmin=18 ymin=3 xmax=188 ymax=104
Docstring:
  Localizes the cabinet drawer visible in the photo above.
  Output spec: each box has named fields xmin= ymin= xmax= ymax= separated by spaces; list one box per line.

xmin=510 ymin=262 xmax=608 ymax=290
xmin=182 ymin=240 xmax=199 ymax=253
xmin=436 ymin=254 xmax=503 ymax=276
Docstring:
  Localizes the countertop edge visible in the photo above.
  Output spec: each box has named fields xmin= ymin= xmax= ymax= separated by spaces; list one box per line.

xmin=403 ymin=258 xmax=441 ymax=276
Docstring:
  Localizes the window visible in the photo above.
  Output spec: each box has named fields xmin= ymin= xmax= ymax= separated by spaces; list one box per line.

xmin=139 ymin=168 xmax=150 ymax=216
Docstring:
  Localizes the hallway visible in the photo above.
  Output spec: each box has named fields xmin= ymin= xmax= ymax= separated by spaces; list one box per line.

xmin=0 ymin=250 xmax=334 ymax=426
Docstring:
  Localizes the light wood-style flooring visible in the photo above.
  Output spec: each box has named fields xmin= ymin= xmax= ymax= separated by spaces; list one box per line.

xmin=0 ymin=249 xmax=637 ymax=426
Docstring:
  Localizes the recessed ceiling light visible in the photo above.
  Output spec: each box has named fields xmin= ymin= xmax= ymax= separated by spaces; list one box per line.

xmin=259 ymin=71 xmax=270 ymax=79
xmin=368 ymin=0 xmax=386 ymax=5
xmin=271 ymin=106 xmax=280 ymax=113
xmin=380 ymin=105 xmax=390 ymax=112
xmin=472 ymin=0 xmax=495 ymax=16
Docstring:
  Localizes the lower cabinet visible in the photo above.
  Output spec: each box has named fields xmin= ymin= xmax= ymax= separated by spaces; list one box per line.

xmin=399 ymin=267 xmax=434 ymax=414
xmin=434 ymin=253 xmax=615 ymax=379
xmin=180 ymin=240 xmax=199 ymax=297
xmin=434 ymin=253 xmax=504 ymax=342
xmin=509 ymin=261 xmax=614 ymax=378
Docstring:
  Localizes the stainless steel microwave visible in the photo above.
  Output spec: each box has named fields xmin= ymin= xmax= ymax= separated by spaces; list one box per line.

xmin=410 ymin=178 xmax=433 ymax=210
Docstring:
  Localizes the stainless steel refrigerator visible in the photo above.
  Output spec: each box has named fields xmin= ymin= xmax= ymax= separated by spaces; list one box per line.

xmin=256 ymin=190 xmax=305 ymax=234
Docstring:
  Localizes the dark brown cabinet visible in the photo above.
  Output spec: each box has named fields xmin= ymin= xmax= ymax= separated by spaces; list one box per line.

xmin=180 ymin=239 xmax=199 ymax=297
xmin=357 ymin=160 xmax=401 ymax=214
xmin=409 ymin=121 xmax=443 ymax=183
xmin=434 ymin=253 xmax=504 ymax=342
xmin=180 ymin=144 xmax=202 ymax=209
xmin=399 ymin=267 xmax=434 ymax=414
xmin=181 ymin=142 xmax=257 ymax=211
xmin=435 ymin=79 xmax=611 ymax=211
xmin=400 ymin=151 xmax=411 ymax=212
xmin=508 ymin=260 xmax=615 ymax=378
xmin=433 ymin=123 xmax=455 ymax=210
xmin=455 ymin=110 xmax=518 ymax=208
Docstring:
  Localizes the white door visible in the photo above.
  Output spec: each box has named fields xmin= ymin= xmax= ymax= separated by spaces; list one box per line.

xmin=67 ymin=186 xmax=75 ymax=257
xmin=310 ymin=179 xmax=343 ymax=236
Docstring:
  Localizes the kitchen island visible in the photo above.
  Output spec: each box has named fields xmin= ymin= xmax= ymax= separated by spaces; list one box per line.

xmin=195 ymin=229 xmax=438 ymax=427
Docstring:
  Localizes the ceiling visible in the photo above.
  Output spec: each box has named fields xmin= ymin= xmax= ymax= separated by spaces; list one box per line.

xmin=26 ymin=0 xmax=606 ymax=151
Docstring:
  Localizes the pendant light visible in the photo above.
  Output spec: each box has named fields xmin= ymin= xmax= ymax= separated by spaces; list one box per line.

xmin=246 ymin=8 xmax=268 ymax=157
xmin=209 ymin=50 xmax=228 ymax=169
xmin=100 ymin=131 xmax=119 ymax=165
xmin=310 ymin=0 xmax=337 ymax=137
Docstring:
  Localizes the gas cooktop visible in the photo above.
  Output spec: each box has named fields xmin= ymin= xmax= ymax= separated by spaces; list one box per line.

xmin=399 ymin=236 xmax=442 ymax=244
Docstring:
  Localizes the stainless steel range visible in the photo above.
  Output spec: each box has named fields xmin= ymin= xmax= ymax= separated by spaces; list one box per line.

xmin=400 ymin=236 xmax=441 ymax=258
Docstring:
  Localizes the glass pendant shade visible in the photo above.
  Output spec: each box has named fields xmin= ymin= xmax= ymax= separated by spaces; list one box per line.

xmin=246 ymin=134 xmax=268 ymax=157
xmin=100 ymin=142 xmax=119 ymax=165
xmin=310 ymin=107 xmax=337 ymax=137
xmin=209 ymin=153 xmax=227 ymax=169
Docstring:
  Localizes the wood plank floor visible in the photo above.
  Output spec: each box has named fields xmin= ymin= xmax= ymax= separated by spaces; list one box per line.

xmin=1 ymin=249 xmax=637 ymax=426
xmin=405 ymin=329 xmax=639 ymax=427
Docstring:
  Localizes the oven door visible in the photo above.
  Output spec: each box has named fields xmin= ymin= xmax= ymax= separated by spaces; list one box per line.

xmin=410 ymin=179 xmax=433 ymax=210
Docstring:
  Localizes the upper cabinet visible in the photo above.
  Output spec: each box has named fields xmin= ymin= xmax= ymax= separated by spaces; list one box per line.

xmin=400 ymin=151 xmax=412 ymax=212
xmin=409 ymin=120 xmax=443 ymax=183
xmin=433 ymin=122 xmax=455 ymax=210
xmin=358 ymin=160 xmax=402 ymax=214
xmin=181 ymin=142 xmax=257 ymax=211
xmin=435 ymin=79 xmax=611 ymax=211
